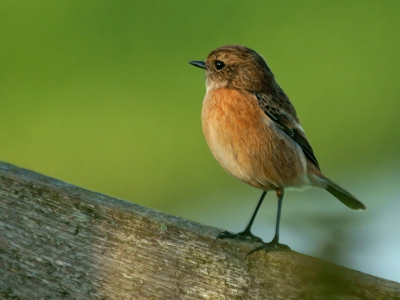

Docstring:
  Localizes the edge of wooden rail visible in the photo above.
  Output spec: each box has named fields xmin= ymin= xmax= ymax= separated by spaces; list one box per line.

xmin=0 ymin=162 xmax=399 ymax=299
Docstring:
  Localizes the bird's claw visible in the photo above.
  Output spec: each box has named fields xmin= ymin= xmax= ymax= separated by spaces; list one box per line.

xmin=246 ymin=240 xmax=290 ymax=258
xmin=217 ymin=229 xmax=263 ymax=243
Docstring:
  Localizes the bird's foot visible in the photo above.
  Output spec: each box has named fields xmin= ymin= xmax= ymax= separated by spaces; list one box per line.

xmin=217 ymin=229 xmax=263 ymax=243
xmin=246 ymin=238 xmax=290 ymax=258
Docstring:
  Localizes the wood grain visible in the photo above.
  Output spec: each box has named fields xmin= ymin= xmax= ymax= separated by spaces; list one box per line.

xmin=0 ymin=162 xmax=398 ymax=299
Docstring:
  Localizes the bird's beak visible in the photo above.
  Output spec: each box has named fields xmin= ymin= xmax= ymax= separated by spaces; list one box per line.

xmin=189 ymin=60 xmax=206 ymax=69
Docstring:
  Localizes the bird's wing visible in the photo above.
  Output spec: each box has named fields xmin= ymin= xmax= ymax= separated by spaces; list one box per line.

xmin=255 ymin=93 xmax=320 ymax=170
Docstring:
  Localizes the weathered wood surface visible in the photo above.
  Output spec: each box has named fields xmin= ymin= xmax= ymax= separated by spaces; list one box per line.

xmin=0 ymin=162 xmax=399 ymax=300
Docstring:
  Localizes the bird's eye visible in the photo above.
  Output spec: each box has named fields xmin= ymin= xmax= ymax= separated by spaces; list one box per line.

xmin=215 ymin=60 xmax=225 ymax=70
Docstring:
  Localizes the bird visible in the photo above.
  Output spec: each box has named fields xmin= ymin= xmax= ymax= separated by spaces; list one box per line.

xmin=189 ymin=45 xmax=366 ymax=255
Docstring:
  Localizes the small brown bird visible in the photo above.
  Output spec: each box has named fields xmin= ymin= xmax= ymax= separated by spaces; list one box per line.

xmin=189 ymin=45 xmax=366 ymax=255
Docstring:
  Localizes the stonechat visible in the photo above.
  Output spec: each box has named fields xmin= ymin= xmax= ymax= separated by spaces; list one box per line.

xmin=189 ymin=45 xmax=366 ymax=255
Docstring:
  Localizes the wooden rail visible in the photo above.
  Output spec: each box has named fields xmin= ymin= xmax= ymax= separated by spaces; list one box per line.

xmin=0 ymin=162 xmax=399 ymax=299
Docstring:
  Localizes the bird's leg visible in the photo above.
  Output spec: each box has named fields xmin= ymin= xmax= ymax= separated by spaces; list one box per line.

xmin=217 ymin=191 xmax=267 ymax=243
xmin=246 ymin=188 xmax=290 ymax=257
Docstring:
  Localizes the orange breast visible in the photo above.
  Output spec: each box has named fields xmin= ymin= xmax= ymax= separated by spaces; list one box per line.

xmin=201 ymin=88 xmax=309 ymax=191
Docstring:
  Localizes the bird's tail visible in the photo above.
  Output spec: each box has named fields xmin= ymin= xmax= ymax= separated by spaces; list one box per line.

xmin=324 ymin=178 xmax=366 ymax=210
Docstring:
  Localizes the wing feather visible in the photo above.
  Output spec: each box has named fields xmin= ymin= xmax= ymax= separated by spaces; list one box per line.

xmin=255 ymin=93 xmax=320 ymax=170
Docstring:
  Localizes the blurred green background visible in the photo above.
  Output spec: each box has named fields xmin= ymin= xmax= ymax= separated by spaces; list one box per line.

xmin=1 ymin=1 xmax=399 ymax=281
